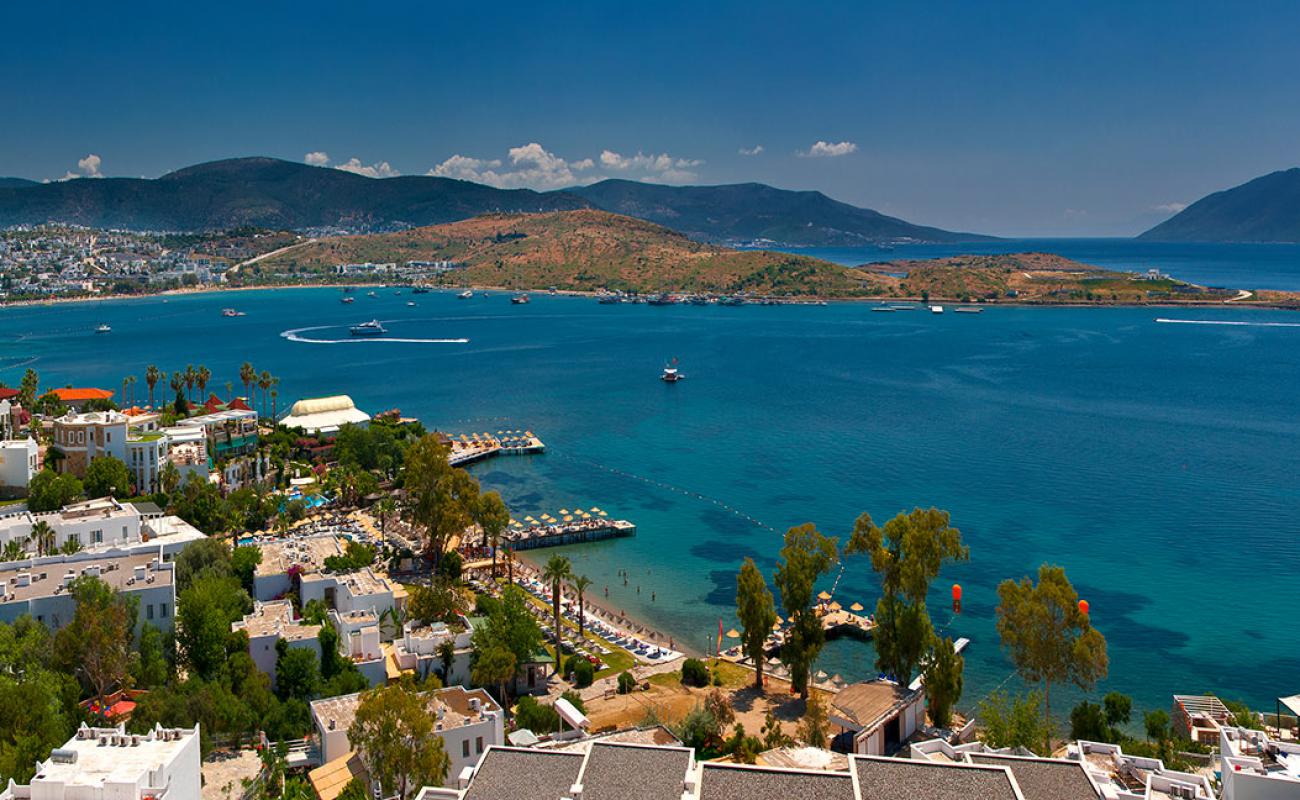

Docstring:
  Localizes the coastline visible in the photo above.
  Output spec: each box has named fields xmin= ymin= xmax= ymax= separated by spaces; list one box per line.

xmin=5 ymin=280 xmax=1299 ymax=311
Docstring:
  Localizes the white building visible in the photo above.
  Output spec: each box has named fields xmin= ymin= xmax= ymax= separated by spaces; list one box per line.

xmin=311 ymin=688 xmax=503 ymax=786
xmin=232 ymin=599 xmax=322 ymax=688
xmin=394 ymin=619 xmax=475 ymax=686
xmin=0 ymin=724 xmax=200 ymax=800
xmin=1219 ymin=724 xmax=1300 ymax=799
xmin=251 ymin=535 xmax=348 ymax=601
xmin=51 ymin=411 xmax=199 ymax=494
xmin=829 ymin=680 xmax=926 ymax=755
xmin=0 ymin=498 xmax=204 ymax=560
xmin=0 ymin=438 xmax=38 ymax=491
xmin=0 ymin=550 xmax=177 ymax=632
xmin=280 ymin=396 xmax=370 ymax=437
xmin=1068 ymin=740 xmax=1214 ymax=799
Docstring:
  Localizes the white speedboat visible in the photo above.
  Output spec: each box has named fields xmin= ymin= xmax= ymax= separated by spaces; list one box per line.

xmin=221 ymin=308 xmax=246 ymax=317
xmin=930 ymin=305 xmax=945 ymax=314
xmin=349 ymin=320 xmax=387 ymax=337
xmin=95 ymin=323 xmax=111 ymax=333
xmin=954 ymin=306 xmax=983 ymax=314
xmin=459 ymin=290 xmax=473 ymax=299
xmin=661 ymin=360 xmax=684 ymax=382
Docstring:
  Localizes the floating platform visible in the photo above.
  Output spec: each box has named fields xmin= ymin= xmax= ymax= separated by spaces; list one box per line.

xmin=446 ymin=430 xmax=545 ymax=466
xmin=505 ymin=519 xmax=636 ymax=550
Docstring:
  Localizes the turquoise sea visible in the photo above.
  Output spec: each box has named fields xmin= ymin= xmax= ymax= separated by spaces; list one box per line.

xmin=2 ymin=240 xmax=1298 ymax=717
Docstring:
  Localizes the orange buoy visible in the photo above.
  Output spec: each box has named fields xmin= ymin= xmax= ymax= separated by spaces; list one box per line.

xmin=1078 ymin=599 xmax=1090 ymax=616
xmin=952 ymin=583 xmax=962 ymax=613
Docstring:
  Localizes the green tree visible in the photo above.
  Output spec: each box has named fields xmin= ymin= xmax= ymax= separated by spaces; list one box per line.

xmin=1103 ymin=692 xmax=1132 ymax=730
xmin=19 ymin=368 xmax=39 ymax=408
xmin=275 ymin=641 xmax=321 ymax=701
xmin=1144 ymin=709 xmax=1170 ymax=743
xmin=996 ymin=564 xmax=1108 ymax=752
xmin=176 ymin=574 xmax=250 ymax=680
xmin=474 ymin=491 xmax=510 ymax=578
xmin=407 ymin=579 xmax=461 ymax=625
xmin=924 ymin=636 xmax=964 ymax=728
xmin=133 ymin=623 xmax=170 ymax=688
xmin=735 ymin=557 xmax=777 ymax=691
xmin=402 ymin=435 xmax=479 ymax=570
xmin=144 ymin=365 xmax=161 ymax=408
xmin=773 ymin=523 xmax=838 ymax=697
xmin=349 ymin=685 xmax=450 ymax=800
xmin=27 ymin=470 xmax=84 ymax=512
xmin=437 ymin=639 xmax=456 ymax=684
xmin=52 ymin=576 xmax=134 ymax=705
xmin=845 ymin=507 xmax=967 ymax=684
xmin=540 ymin=554 xmax=572 ymax=649
xmin=978 ymin=690 xmax=1052 ymax=750
xmin=797 ymin=691 xmax=829 ymax=748
xmin=84 ymin=456 xmax=133 ymax=498
xmin=175 ymin=536 xmax=232 ymax=591
xmin=1070 ymin=700 xmax=1110 ymax=742
xmin=469 ymin=587 xmax=542 ymax=677
xmin=30 ymin=520 xmax=55 ymax=557
xmin=231 ymin=545 xmax=262 ymax=595
xmin=471 ymin=645 xmax=516 ymax=706
xmin=570 ymin=574 xmax=592 ymax=639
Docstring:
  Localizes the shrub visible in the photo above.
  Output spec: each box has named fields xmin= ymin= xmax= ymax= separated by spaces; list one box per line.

xmin=572 ymin=658 xmax=594 ymax=688
xmin=681 ymin=658 xmax=710 ymax=688
xmin=617 ymin=671 xmax=636 ymax=694
xmin=514 ymin=696 xmax=559 ymax=733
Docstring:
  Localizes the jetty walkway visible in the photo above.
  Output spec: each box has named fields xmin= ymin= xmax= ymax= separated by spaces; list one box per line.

xmin=446 ymin=429 xmax=544 ymax=466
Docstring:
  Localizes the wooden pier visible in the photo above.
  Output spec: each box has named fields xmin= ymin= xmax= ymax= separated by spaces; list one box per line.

xmin=445 ymin=429 xmax=545 ymax=466
xmin=505 ymin=519 xmax=636 ymax=550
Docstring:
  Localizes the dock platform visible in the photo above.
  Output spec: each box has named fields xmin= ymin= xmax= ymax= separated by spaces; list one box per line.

xmin=505 ymin=519 xmax=635 ymax=550
xmin=446 ymin=429 xmax=544 ymax=466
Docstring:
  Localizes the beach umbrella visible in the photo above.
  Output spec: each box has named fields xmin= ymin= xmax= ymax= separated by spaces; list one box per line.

xmin=597 ymin=509 xmax=608 ymax=517
xmin=849 ymin=602 xmax=864 ymax=612
xmin=771 ymin=620 xmax=782 ymax=630
xmin=816 ymin=670 xmax=829 ymax=681
xmin=725 ymin=628 xmax=740 ymax=639
xmin=817 ymin=591 xmax=832 ymax=601
xmin=559 ymin=509 xmax=569 ymax=515
xmin=590 ymin=507 xmax=603 ymax=513
xmin=563 ymin=515 xmax=573 ymax=522
xmin=831 ymin=674 xmax=844 ymax=687
xmin=774 ymin=615 xmax=783 ymax=625
xmin=828 ymin=601 xmax=842 ymax=611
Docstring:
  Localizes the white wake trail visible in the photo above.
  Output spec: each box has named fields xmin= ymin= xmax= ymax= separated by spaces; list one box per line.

xmin=1155 ymin=318 xmax=1300 ymax=328
xmin=280 ymin=324 xmax=469 ymax=344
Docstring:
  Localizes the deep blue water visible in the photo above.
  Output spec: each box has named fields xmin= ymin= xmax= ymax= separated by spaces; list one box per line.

xmin=2 ymin=244 xmax=1298 ymax=718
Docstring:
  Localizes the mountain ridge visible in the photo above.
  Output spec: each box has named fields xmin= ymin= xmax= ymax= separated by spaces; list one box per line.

xmin=0 ymin=156 xmax=990 ymax=245
xmin=1139 ymin=168 xmax=1300 ymax=242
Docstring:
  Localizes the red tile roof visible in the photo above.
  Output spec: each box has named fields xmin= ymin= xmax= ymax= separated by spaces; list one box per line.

xmin=0 ymin=388 xmax=19 ymax=401
xmin=51 ymin=387 xmax=114 ymax=401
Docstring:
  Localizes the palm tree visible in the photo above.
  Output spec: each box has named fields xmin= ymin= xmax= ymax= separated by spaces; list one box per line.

xmin=183 ymin=365 xmax=196 ymax=402
xmin=505 ymin=545 xmax=515 ymax=585
xmin=144 ymin=365 xmax=160 ymax=408
xmin=270 ymin=386 xmax=279 ymax=422
xmin=197 ymin=365 xmax=211 ymax=403
xmin=540 ymin=555 xmax=572 ymax=649
xmin=374 ymin=497 xmax=396 ymax=537
xmin=128 ymin=375 xmax=137 ymax=406
xmin=2 ymin=539 xmax=25 ymax=562
xmin=438 ymin=639 xmax=456 ymax=683
xmin=239 ymin=362 xmax=256 ymax=403
xmin=31 ymin=520 xmax=54 ymax=557
xmin=571 ymin=575 xmax=592 ymax=639
xmin=258 ymin=371 xmax=273 ymax=418
xmin=168 ymin=372 xmax=184 ymax=407
xmin=225 ymin=381 xmax=234 ymax=402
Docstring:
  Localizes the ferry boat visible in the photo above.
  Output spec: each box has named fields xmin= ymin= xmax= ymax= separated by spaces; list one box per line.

xmin=95 ymin=323 xmax=111 ymax=333
xmin=459 ymin=290 xmax=473 ymax=299
xmin=221 ymin=308 xmax=246 ymax=317
xmin=872 ymin=305 xmax=896 ymax=312
xmin=954 ymin=306 xmax=983 ymax=314
xmin=349 ymin=320 xmax=387 ymax=337
xmin=341 ymin=296 xmax=355 ymax=304
xmin=930 ymin=305 xmax=945 ymax=314
xmin=511 ymin=294 xmax=530 ymax=305
xmin=661 ymin=360 xmax=684 ymax=382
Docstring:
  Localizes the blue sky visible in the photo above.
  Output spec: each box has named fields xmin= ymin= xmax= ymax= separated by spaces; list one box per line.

xmin=4 ymin=1 xmax=1299 ymax=236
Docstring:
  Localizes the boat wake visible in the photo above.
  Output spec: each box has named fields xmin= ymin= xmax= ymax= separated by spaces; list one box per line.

xmin=280 ymin=324 xmax=469 ymax=344
xmin=1155 ymin=318 xmax=1300 ymax=328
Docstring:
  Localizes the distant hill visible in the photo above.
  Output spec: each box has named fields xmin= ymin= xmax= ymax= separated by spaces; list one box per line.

xmin=0 ymin=177 xmax=38 ymax=189
xmin=1139 ymin=168 xmax=1300 ymax=242
xmin=0 ymin=157 xmax=587 ymax=231
xmin=569 ymin=179 xmax=993 ymax=245
xmin=258 ymin=209 xmax=887 ymax=296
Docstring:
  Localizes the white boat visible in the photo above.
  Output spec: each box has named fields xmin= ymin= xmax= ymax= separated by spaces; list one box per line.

xmin=221 ymin=308 xmax=246 ymax=317
xmin=341 ymin=297 xmax=355 ymax=304
xmin=95 ymin=323 xmax=111 ymax=333
xmin=406 ymin=301 xmax=416 ymax=307
xmin=872 ymin=306 xmax=896 ymax=312
xmin=459 ymin=290 xmax=473 ymax=299
xmin=954 ymin=307 xmax=983 ymax=314
xmin=511 ymin=294 xmax=530 ymax=305
xmin=661 ymin=359 xmax=684 ymax=382
xmin=349 ymin=320 xmax=387 ymax=337
xmin=930 ymin=305 xmax=945 ymax=314
xmin=367 ymin=290 xmax=377 ymax=298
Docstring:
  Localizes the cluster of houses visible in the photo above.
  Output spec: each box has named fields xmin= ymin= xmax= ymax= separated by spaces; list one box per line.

xmin=0 ymin=388 xmax=263 ymax=496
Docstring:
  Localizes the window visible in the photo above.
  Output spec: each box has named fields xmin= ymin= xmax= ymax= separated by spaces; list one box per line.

xmin=93 ymin=530 xmax=103 ymax=544
xmin=462 ymin=740 xmax=469 ymax=758
xmin=68 ymin=534 xmax=79 ymax=546
xmin=475 ymin=737 xmax=483 ymax=754
xmin=160 ymin=603 xmax=168 ymax=617
xmin=147 ymin=604 xmax=154 ymax=620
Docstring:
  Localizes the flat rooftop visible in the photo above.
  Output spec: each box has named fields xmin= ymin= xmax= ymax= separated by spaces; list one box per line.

xmin=462 ymin=748 xmax=584 ymax=800
xmin=699 ymin=762 xmax=856 ymax=800
xmin=33 ymin=726 xmax=195 ymax=787
xmin=233 ymin=600 xmax=321 ymax=642
xmin=255 ymin=535 xmax=346 ymax=577
xmin=968 ymin=753 xmax=1100 ymax=800
xmin=577 ymin=742 xmax=693 ymax=800
xmin=853 ymin=756 xmax=1022 ymax=800
xmin=0 ymin=552 xmax=172 ymax=602
xmin=311 ymin=687 xmax=499 ymax=738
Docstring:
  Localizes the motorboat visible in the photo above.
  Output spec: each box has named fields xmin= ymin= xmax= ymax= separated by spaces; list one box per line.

xmin=511 ymin=294 xmax=530 ymax=305
xmin=406 ymin=301 xmax=416 ymax=307
xmin=221 ymin=308 xmax=246 ymax=317
xmin=459 ymin=290 xmax=473 ymax=299
xmin=930 ymin=305 xmax=945 ymax=314
xmin=341 ymin=296 xmax=355 ymax=304
xmin=661 ymin=361 xmax=684 ymax=382
xmin=954 ymin=306 xmax=983 ymax=314
xmin=95 ymin=323 xmax=111 ymax=333
xmin=349 ymin=320 xmax=387 ymax=337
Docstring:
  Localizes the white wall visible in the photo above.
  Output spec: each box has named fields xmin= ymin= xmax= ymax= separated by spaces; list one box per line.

xmin=0 ymin=439 xmax=37 ymax=489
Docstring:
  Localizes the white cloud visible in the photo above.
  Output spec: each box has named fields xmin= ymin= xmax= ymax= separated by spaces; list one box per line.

xmin=335 ymin=157 xmax=399 ymax=178
xmin=1154 ymin=202 xmax=1187 ymax=214
xmin=304 ymin=151 xmax=330 ymax=166
xmin=799 ymin=140 xmax=858 ymax=158
xmin=428 ymin=143 xmax=701 ymax=189
xmin=599 ymin=150 xmax=701 ymax=183
xmin=54 ymin=153 xmax=104 ymax=181
xmin=739 ymin=145 xmax=764 ymax=156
